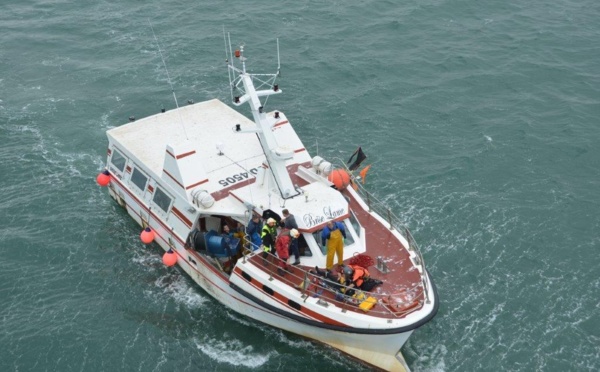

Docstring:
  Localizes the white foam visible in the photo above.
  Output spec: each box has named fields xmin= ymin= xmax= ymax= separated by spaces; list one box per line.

xmin=194 ymin=336 xmax=276 ymax=368
xmin=152 ymin=275 xmax=208 ymax=309
xmin=225 ymin=312 xmax=264 ymax=329
xmin=272 ymin=329 xmax=315 ymax=349
xmin=409 ymin=343 xmax=448 ymax=372
xmin=131 ymin=251 xmax=162 ymax=268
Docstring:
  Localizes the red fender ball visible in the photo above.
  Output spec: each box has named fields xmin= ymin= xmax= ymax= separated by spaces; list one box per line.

xmin=328 ymin=169 xmax=351 ymax=190
xmin=162 ymin=250 xmax=177 ymax=267
xmin=96 ymin=170 xmax=110 ymax=187
xmin=140 ymin=227 xmax=155 ymax=244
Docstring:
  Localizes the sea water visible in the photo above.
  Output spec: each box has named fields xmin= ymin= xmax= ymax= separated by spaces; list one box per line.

xmin=1 ymin=1 xmax=599 ymax=371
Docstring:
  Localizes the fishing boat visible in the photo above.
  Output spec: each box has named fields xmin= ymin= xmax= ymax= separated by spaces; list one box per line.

xmin=96 ymin=39 xmax=438 ymax=372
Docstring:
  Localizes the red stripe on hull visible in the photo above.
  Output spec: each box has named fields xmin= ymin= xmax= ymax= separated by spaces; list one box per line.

xmin=106 ymin=174 xmax=276 ymax=317
xmin=109 ymin=174 xmax=185 ymax=246
xmin=172 ymin=206 xmax=192 ymax=228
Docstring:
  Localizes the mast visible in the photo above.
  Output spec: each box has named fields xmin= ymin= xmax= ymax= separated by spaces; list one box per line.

xmin=226 ymin=41 xmax=300 ymax=199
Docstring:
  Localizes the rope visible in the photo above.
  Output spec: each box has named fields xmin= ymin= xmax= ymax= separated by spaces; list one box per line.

xmin=349 ymin=253 xmax=374 ymax=268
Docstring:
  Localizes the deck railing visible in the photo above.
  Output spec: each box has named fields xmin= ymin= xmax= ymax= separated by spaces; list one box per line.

xmin=332 ymin=159 xmax=431 ymax=305
xmin=233 ymin=161 xmax=431 ymax=317
xmin=350 ymin=180 xmax=431 ymax=305
xmin=239 ymin=236 xmax=427 ymax=318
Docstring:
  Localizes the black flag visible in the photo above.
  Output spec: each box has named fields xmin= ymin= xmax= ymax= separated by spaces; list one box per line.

xmin=347 ymin=147 xmax=367 ymax=171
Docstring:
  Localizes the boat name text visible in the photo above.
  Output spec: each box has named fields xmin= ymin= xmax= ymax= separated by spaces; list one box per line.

xmin=218 ymin=167 xmax=260 ymax=187
xmin=303 ymin=206 xmax=345 ymax=227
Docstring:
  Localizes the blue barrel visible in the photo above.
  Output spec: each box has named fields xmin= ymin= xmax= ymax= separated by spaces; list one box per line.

xmin=207 ymin=234 xmax=226 ymax=252
xmin=205 ymin=230 xmax=240 ymax=257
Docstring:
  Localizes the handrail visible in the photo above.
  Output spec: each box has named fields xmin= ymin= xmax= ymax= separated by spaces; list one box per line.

xmin=330 ymin=158 xmax=430 ymax=305
xmin=233 ymin=158 xmax=433 ymax=315
xmin=239 ymin=241 xmax=426 ymax=318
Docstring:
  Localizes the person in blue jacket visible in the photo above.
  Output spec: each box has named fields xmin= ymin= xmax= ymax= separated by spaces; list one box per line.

xmin=321 ymin=220 xmax=346 ymax=270
xmin=246 ymin=213 xmax=263 ymax=250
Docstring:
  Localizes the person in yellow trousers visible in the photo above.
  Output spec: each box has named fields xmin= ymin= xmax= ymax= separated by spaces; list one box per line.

xmin=321 ymin=220 xmax=347 ymax=270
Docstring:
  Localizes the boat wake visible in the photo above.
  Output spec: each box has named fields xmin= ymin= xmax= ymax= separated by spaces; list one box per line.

xmin=145 ymin=274 xmax=209 ymax=310
xmin=194 ymin=336 xmax=276 ymax=368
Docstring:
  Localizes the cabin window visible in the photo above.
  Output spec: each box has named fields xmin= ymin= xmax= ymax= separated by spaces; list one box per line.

xmin=130 ymin=167 xmax=148 ymax=191
xmin=312 ymin=219 xmax=356 ymax=254
xmin=152 ymin=186 xmax=172 ymax=213
xmin=312 ymin=230 xmax=327 ymax=255
xmin=110 ymin=149 xmax=127 ymax=173
xmin=349 ymin=211 xmax=361 ymax=238
xmin=343 ymin=220 xmax=356 ymax=246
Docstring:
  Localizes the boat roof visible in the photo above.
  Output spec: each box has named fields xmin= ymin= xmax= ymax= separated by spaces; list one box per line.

xmin=108 ymin=99 xmax=312 ymax=189
xmin=106 ymin=98 xmax=326 ymax=222
xmin=107 ymin=99 xmax=265 ymax=178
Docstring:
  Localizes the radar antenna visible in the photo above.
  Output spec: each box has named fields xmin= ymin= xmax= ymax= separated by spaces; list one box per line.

xmin=223 ymin=35 xmax=299 ymax=200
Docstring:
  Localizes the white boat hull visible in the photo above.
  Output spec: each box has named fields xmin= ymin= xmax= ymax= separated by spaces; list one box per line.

xmin=107 ymin=181 xmax=420 ymax=371
xmin=179 ymin=251 xmax=413 ymax=372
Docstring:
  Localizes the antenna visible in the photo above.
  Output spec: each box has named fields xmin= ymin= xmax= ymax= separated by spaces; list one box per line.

xmin=276 ymin=38 xmax=281 ymax=77
xmin=225 ymin=38 xmax=299 ymax=199
xmin=148 ymin=19 xmax=189 ymax=140
xmin=223 ymin=27 xmax=234 ymax=102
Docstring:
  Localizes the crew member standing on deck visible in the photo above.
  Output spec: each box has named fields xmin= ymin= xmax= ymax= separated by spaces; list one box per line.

xmin=282 ymin=209 xmax=300 ymax=265
xmin=260 ymin=218 xmax=278 ymax=262
xmin=246 ymin=213 xmax=263 ymax=250
xmin=274 ymin=228 xmax=298 ymax=276
xmin=321 ymin=220 xmax=346 ymax=270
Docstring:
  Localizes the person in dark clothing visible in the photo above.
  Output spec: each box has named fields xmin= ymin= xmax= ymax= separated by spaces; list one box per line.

xmin=247 ymin=213 xmax=263 ymax=236
xmin=282 ymin=209 xmax=300 ymax=265
xmin=314 ymin=266 xmax=347 ymax=292
xmin=246 ymin=213 xmax=263 ymax=250
xmin=221 ymin=224 xmax=233 ymax=238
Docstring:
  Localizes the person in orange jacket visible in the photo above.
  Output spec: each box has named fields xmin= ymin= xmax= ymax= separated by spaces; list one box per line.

xmin=342 ymin=265 xmax=369 ymax=295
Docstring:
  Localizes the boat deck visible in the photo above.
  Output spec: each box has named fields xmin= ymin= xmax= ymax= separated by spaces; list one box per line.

xmin=240 ymin=187 xmax=425 ymax=319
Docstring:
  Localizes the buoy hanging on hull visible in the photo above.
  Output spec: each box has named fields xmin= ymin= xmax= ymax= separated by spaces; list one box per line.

xmin=162 ymin=249 xmax=177 ymax=267
xmin=96 ymin=170 xmax=110 ymax=186
xmin=140 ymin=227 xmax=155 ymax=244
